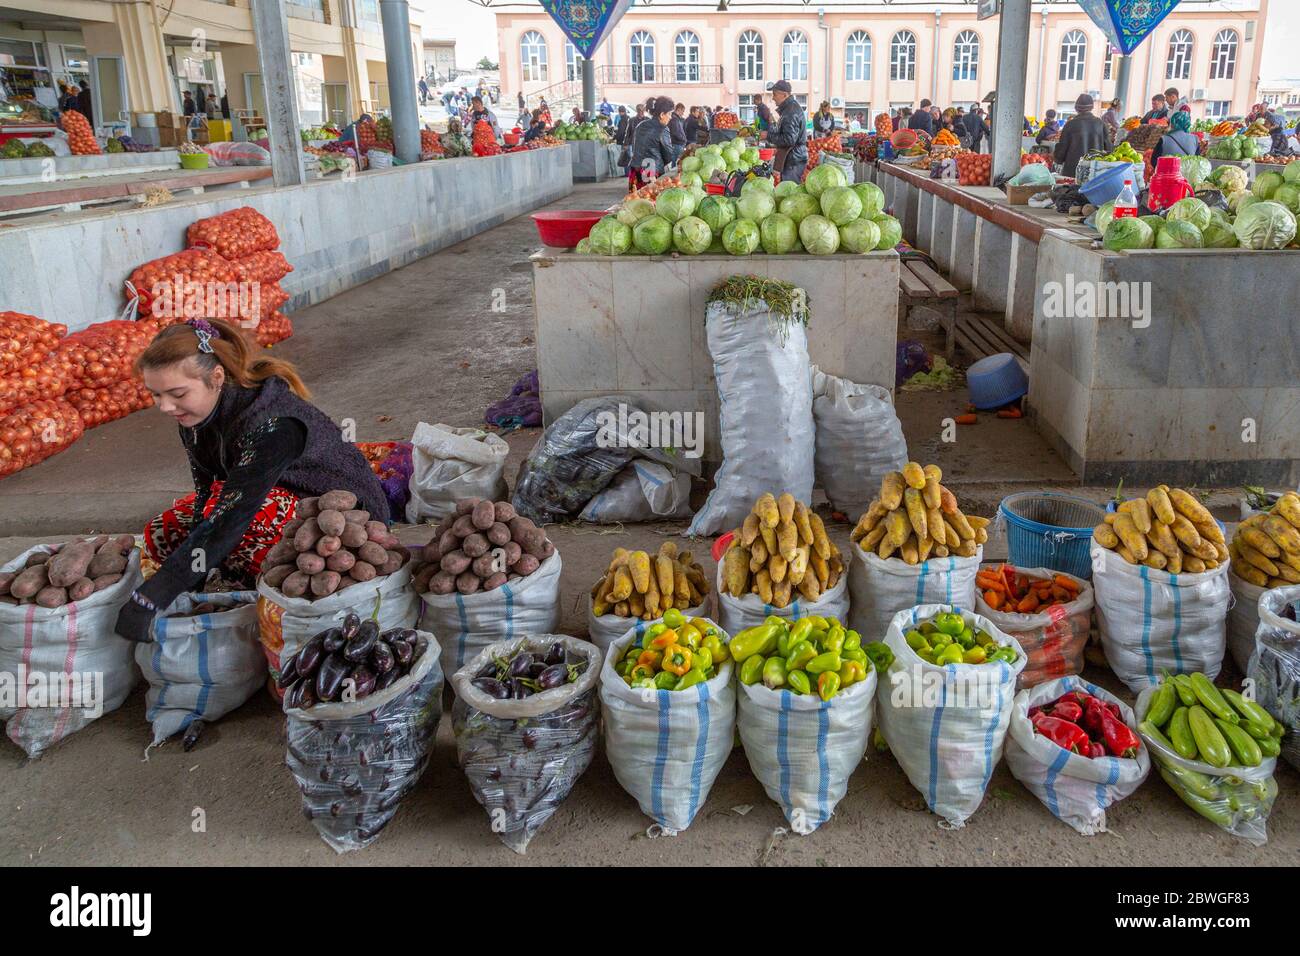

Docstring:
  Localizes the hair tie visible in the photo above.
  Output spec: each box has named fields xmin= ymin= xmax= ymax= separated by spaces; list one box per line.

xmin=187 ymin=318 xmax=220 ymax=354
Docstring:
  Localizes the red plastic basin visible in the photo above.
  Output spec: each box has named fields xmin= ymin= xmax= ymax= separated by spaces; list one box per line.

xmin=704 ymin=182 xmax=726 ymax=194
xmin=758 ymin=147 xmax=776 ymax=160
xmin=531 ymin=209 xmax=606 ymax=247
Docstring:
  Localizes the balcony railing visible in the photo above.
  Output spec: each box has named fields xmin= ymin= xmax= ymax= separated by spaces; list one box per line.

xmin=598 ymin=65 xmax=724 ymax=85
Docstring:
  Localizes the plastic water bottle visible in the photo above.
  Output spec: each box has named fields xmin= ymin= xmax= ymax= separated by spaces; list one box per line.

xmin=1113 ymin=178 xmax=1138 ymax=219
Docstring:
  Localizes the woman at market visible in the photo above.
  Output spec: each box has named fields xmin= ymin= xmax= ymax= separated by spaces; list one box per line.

xmin=812 ymin=101 xmax=836 ymax=136
xmin=754 ymin=94 xmax=774 ymax=133
xmin=1035 ymin=109 xmax=1060 ymax=145
xmin=523 ymin=109 xmax=548 ymax=143
xmin=113 ymin=319 xmax=387 ymax=644
xmin=627 ymin=95 xmax=675 ymax=191
xmin=1101 ymin=98 xmax=1122 ymax=144
xmin=1150 ymin=109 xmax=1200 ymax=163
xmin=1053 ymin=94 xmax=1108 ymax=178
xmin=683 ymin=106 xmax=706 ymax=146
xmin=765 ymin=80 xmax=809 ymax=185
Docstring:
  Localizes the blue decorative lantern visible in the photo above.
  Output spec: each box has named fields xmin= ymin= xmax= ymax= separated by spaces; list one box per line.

xmin=1076 ymin=0 xmax=1184 ymax=55
xmin=540 ymin=0 xmax=634 ymax=58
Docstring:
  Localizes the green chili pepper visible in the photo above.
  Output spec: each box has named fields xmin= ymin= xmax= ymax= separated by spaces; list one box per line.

xmin=763 ymin=656 xmax=788 ymax=690
xmin=731 ymin=623 xmax=781 ymax=663
xmin=863 ymin=641 xmax=894 ymax=673
xmin=653 ymin=671 xmax=678 ymax=691
xmin=786 ymin=640 xmax=817 ymax=672
xmin=739 ymin=654 xmax=765 ymax=685
xmin=843 ymin=629 xmax=862 ymax=652
xmin=807 ymin=651 xmax=841 ymax=675
xmin=674 ymin=668 xmax=707 ymax=692
xmin=783 ymin=618 xmax=815 ymax=656
xmin=787 ymin=669 xmax=812 ymax=695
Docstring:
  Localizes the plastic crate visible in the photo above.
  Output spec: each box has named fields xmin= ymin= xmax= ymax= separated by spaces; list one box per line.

xmin=999 ymin=492 xmax=1107 ymax=579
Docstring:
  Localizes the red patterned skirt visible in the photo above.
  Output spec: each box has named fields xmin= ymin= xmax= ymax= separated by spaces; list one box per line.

xmin=144 ymin=482 xmax=298 ymax=586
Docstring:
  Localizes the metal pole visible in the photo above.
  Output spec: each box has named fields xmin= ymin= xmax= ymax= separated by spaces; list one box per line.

xmin=250 ymin=0 xmax=305 ymax=187
xmin=992 ymin=0 xmax=1031 ymax=184
xmin=582 ymin=56 xmax=595 ymax=116
xmin=380 ymin=0 xmax=420 ymax=164
xmin=1114 ymin=54 xmax=1132 ymax=118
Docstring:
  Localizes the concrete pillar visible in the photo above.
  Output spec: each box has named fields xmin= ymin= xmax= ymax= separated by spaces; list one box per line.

xmin=582 ymin=56 xmax=595 ymax=116
xmin=972 ymin=218 xmax=1012 ymax=313
xmin=380 ymin=0 xmax=419 ymax=164
xmin=1004 ymin=232 xmax=1038 ymax=342
xmin=108 ymin=5 xmax=173 ymax=113
xmin=932 ymin=199 xmax=954 ymax=272
xmin=950 ymin=205 xmax=978 ymax=290
xmin=1113 ymin=55 xmax=1132 ymax=118
xmin=250 ymin=0 xmax=305 ymax=187
xmin=992 ymin=0 xmax=1032 ymax=184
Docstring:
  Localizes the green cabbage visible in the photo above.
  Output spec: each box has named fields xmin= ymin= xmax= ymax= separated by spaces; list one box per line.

xmin=759 ymin=213 xmax=798 ymax=254
xmin=672 ymin=215 xmax=713 ymax=254
xmin=656 ymin=187 xmax=697 ymax=223
xmin=741 ymin=147 xmax=760 ymax=165
xmin=697 ymin=196 xmax=737 ymax=234
xmin=799 ymin=214 xmax=841 ymax=254
xmin=1273 ymin=182 xmax=1300 ymax=214
xmin=1166 ymin=197 xmax=1211 ymax=231
xmin=742 ymin=176 xmax=775 ymax=194
xmin=588 ymin=218 xmax=633 ymax=255
xmin=774 ymin=180 xmax=803 ymax=200
xmin=632 ymin=214 xmax=674 ymax=254
xmin=1102 ymin=217 xmax=1155 ymax=251
xmin=736 ymin=189 xmax=776 ymax=222
xmin=1139 ymin=214 xmax=1165 ymax=233
xmin=680 ymin=156 xmax=702 ymax=175
xmin=1178 ymin=155 xmax=1211 ymax=189
xmin=1232 ymin=192 xmax=1260 ymax=214
xmin=617 ymin=198 xmax=657 ymax=228
xmin=697 ymin=156 xmax=724 ymax=182
xmin=838 ymin=218 xmax=882 ymax=254
xmin=1232 ymin=200 xmax=1297 ymax=249
xmin=721 ymin=219 xmax=761 ymax=255
xmin=804 ymin=163 xmax=847 ymax=198
xmin=779 ymin=191 xmax=821 ymax=224
xmin=1093 ymin=201 xmax=1117 ymax=236
xmin=820 ymin=186 xmax=863 ymax=226
xmin=1200 ymin=219 xmax=1238 ymax=248
xmin=1285 ymin=161 xmax=1300 ymax=184
xmin=852 ymin=181 xmax=886 ymax=217
xmin=679 ymin=172 xmax=703 ymax=190
xmin=871 ymin=214 xmax=902 ymax=250
xmin=574 ymin=237 xmax=592 ymax=254
xmin=1253 ymin=170 xmax=1285 ymax=200
xmin=1155 ymin=220 xmax=1204 ymax=248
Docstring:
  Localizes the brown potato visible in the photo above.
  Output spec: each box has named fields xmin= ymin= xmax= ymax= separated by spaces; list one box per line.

xmin=281 ymin=571 xmax=311 ymax=597
xmin=507 ymin=516 xmax=537 ymax=540
xmin=342 ymin=509 xmax=370 ymax=525
xmin=340 ymin=523 xmax=368 ymax=549
xmin=48 ymin=539 xmax=96 ymax=587
xmin=262 ymin=563 xmax=295 ymax=588
xmin=504 ymin=541 xmax=522 ymax=567
xmin=264 ymin=540 xmax=297 ymax=567
xmin=68 ymin=577 xmax=95 ymax=602
xmin=486 ymin=522 xmax=511 ymax=546
xmin=412 ymin=563 xmax=436 ymax=592
xmin=325 ymin=549 xmax=356 ymax=573
xmin=456 ymin=498 xmax=480 ymax=516
xmin=514 ymin=554 xmax=540 ymax=576
xmin=462 ymin=533 xmax=489 ymax=558
xmin=451 ymin=514 xmax=477 ymax=538
xmin=310 ymin=570 xmax=341 ymax=597
xmin=316 ymin=509 xmax=346 ymax=537
xmin=296 ymin=552 xmax=326 ymax=575
xmin=87 ymin=534 xmax=110 ymax=551
xmin=516 ymin=527 xmax=547 ymax=558
xmin=471 ymin=499 xmax=495 ymax=531
xmin=0 ymin=571 xmax=13 ymax=595
xmin=421 ymin=541 xmax=442 ymax=565
xmin=455 ymin=571 xmax=481 ymax=595
xmin=482 ymin=571 xmax=508 ymax=590
xmin=471 ymin=553 xmax=498 ymax=578
xmin=24 ymin=552 xmax=51 ymax=568
xmin=438 ymin=529 xmax=461 ymax=556
xmin=358 ymin=541 xmax=388 ymax=566
xmin=318 ymin=490 xmax=358 ymax=513
xmin=315 ymin=535 xmax=342 ymax=557
xmin=293 ymin=522 xmax=325 ymax=552
xmin=91 ymin=573 xmax=123 ymax=591
xmin=379 ymin=551 xmax=404 ymax=576
xmin=493 ymin=501 xmax=516 ymax=524
xmin=36 ymin=585 xmax=69 ymax=608
xmin=110 ymin=534 xmax=136 ymax=554
xmin=428 ymin=569 xmax=457 ymax=595
xmin=11 ymin=565 xmax=49 ymax=599
xmin=282 ymin=518 xmax=305 ymax=538
xmin=440 ymin=550 xmax=472 ymax=575
xmin=87 ymin=552 xmax=128 ymax=578
xmin=350 ymin=560 xmax=377 ymax=582
xmin=295 ymin=497 xmax=320 ymax=518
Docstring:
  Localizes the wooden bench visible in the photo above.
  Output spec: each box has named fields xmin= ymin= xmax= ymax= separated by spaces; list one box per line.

xmin=899 ymin=258 xmax=959 ymax=343
xmin=951 ymin=314 xmax=1030 ymax=366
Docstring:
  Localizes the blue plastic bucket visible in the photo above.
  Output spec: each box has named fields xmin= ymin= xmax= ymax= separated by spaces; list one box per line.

xmin=1079 ymin=162 xmax=1131 ymax=205
xmin=999 ymin=492 xmax=1107 ymax=579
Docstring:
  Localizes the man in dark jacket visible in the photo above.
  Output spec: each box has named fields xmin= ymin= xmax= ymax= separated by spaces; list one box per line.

xmin=909 ymin=99 xmax=934 ymax=135
xmin=964 ymin=106 xmax=990 ymax=153
xmin=629 ymin=95 xmax=676 ymax=189
xmin=613 ymin=106 xmax=631 ymax=144
xmin=1054 ymin=94 xmax=1108 ymax=178
xmin=765 ymin=80 xmax=808 ymax=184
xmin=668 ymin=102 xmax=688 ymax=163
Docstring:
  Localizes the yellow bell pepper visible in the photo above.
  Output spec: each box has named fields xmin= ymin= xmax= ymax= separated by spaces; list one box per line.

xmin=661 ymin=644 xmax=693 ymax=676
xmin=637 ymin=649 xmax=663 ymax=670
xmin=650 ymin=629 xmax=679 ymax=651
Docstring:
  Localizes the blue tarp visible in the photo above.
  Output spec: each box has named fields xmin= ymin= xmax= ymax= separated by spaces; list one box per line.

xmin=1076 ymin=0 xmax=1183 ymax=55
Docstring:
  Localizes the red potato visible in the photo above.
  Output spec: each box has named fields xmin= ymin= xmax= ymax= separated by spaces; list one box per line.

xmin=36 ymin=586 xmax=69 ymax=608
xmin=325 ymin=549 xmax=356 ymax=573
xmin=421 ymin=542 xmax=442 ymax=566
xmin=540 ymin=540 xmax=556 ymax=559
xmin=455 ymin=571 xmax=481 ymax=595
xmin=364 ymin=520 xmax=388 ymax=540
xmin=428 ymin=570 xmax=457 ymax=595
xmin=451 ymin=514 xmax=477 ymax=538
xmin=371 ymin=532 xmax=400 ymax=551
xmin=86 ymin=551 xmax=127 ymax=578
xmin=47 ymin=539 xmax=96 ymax=587
xmin=293 ymin=522 xmax=324 ymax=552
xmin=504 ymin=541 xmax=522 ymax=567
xmin=0 ymin=571 xmax=14 ymax=595
xmin=440 ymin=550 xmax=471 ymax=575
xmin=316 ymin=510 xmax=346 ymax=537
xmin=343 ymin=509 xmax=370 ymax=525
xmin=340 ymin=523 xmax=368 ymax=549
xmin=471 ymin=554 xmax=498 ymax=578
xmin=110 ymin=534 xmax=135 ymax=554
xmin=519 ymin=529 xmax=549 ymax=559
xmin=315 ymin=535 xmax=342 ymax=558
xmin=295 ymin=497 xmax=320 ymax=518
xmin=438 ymin=529 xmax=460 ymax=556
xmin=262 ymin=563 xmax=295 ymax=588
xmin=482 ymin=571 xmax=508 ymax=590
xmin=514 ymin=554 xmax=541 ymax=576
xmin=310 ymin=570 xmax=341 ymax=597
xmin=471 ymin=499 xmax=495 ymax=531
xmin=297 ymin=552 xmax=326 ymax=575
xmin=493 ymin=501 xmax=516 ymax=524
xmin=86 ymin=535 xmax=110 ymax=551
xmin=11 ymin=564 xmax=49 ymax=599
xmin=68 ymin=577 xmax=95 ymax=602
xmin=358 ymin=541 xmax=388 ymax=566
xmin=462 ymin=533 xmax=489 ymax=558
xmin=412 ymin=564 xmax=436 ymax=593
xmin=433 ymin=514 xmax=454 ymax=538
xmin=282 ymin=518 xmax=305 ymax=538
xmin=350 ymin=560 xmax=377 ymax=582
xmin=507 ymin=516 xmax=537 ymax=539
xmin=24 ymin=552 xmax=51 ymax=568
xmin=486 ymin=522 xmax=511 ymax=546
xmin=318 ymin=490 xmax=357 ymax=513
xmin=264 ymin=540 xmax=297 ymax=567
xmin=456 ymin=498 xmax=480 ymax=516
xmin=281 ymin=571 xmax=311 ymax=598
xmin=379 ymin=551 xmax=404 ymax=576
xmin=91 ymin=573 xmax=122 ymax=590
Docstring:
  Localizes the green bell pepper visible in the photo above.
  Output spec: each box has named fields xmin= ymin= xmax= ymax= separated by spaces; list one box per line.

xmin=807 ymin=651 xmax=842 ymax=675
xmin=662 ymin=608 xmax=686 ymax=629
xmin=692 ymin=645 xmax=713 ymax=673
xmin=786 ymin=640 xmax=817 ymax=672
xmin=937 ymin=644 xmax=965 ymax=665
xmin=904 ymin=629 xmax=927 ymax=651
xmin=787 ymin=669 xmax=812 ymax=695
xmin=934 ymin=612 xmax=965 ymax=636
xmin=843 ymin=629 xmax=862 ymax=652
xmin=674 ymin=668 xmax=707 ymax=692
xmin=653 ymin=670 xmax=678 ymax=690
xmin=763 ymin=656 xmax=788 ymax=690
xmin=731 ymin=623 xmax=781 ymax=662
xmin=842 ymin=647 xmax=868 ymax=667
xmin=824 ymin=626 xmax=846 ymax=655
xmin=739 ymin=654 xmax=766 ymax=685
xmin=701 ymin=634 xmax=728 ymax=666
xmin=863 ymin=641 xmax=893 ymax=673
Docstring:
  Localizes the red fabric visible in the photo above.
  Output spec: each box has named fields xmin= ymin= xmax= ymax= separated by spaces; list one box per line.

xmin=144 ymin=482 xmax=298 ymax=585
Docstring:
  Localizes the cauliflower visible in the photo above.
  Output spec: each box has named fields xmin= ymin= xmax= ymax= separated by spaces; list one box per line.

xmin=1214 ymin=164 xmax=1249 ymax=195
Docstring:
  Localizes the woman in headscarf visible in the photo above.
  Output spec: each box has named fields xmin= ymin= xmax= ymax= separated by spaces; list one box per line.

xmin=1150 ymin=109 xmax=1199 ymax=163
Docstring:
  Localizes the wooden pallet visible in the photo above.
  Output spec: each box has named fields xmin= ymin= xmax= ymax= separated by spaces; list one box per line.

xmin=951 ymin=314 xmax=1031 ymax=367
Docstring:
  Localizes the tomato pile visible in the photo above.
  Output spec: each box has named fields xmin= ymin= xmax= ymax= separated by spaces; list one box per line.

xmin=60 ymin=109 xmax=100 ymax=155
xmin=187 ymin=207 xmax=279 ymax=260
xmin=805 ymin=133 xmax=842 ymax=172
xmin=472 ymin=120 xmax=501 ymax=157
xmin=420 ymin=129 xmax=444 ymax=158
xmin=0 ymin=399 xmax=84 ymax=479
xmin=712 ymin=110 xmax=740 ymax=130
xmin=1021 ymin=152 xmax=1050 ymax=168
xmin=956 ymin=151 xmax=992 ymax=186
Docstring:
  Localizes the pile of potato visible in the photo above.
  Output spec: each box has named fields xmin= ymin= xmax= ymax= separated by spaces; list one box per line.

xmin=0 ymin=534 xmax=136 ymax=607
xmin=720 ymin=493 xmax=842 ymax=608
xmin=591 ymin=542 xmax=709 ymax=619
xmin=1093 ymin=485 xmax=1227 ymax=574
xmin=413 ymin=498 xmax=555 ymax=596
xmin=850 ymin=463 xmax=988 ymax=563
xmin=261 ymin=490 xmax=408 ymax=600
xmin=1229 ymin=492 xmax=1300 ymax=588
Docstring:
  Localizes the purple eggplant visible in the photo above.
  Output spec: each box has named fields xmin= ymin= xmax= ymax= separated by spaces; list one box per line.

xmin=472 ymin=677 xmax=510 ymax=699
xmin=276 ymin=655 xmax=300 ymax=689
xmin=510 ymin=678 xmax=528 ymax=699
xmin=321 ymin=627 xmax=346 ymax=654
xmin=375 ymin=666 xmax=401 ymax=691
xmin=509 ymin=653 xmax=534 ymax=678
xmin=295 ymin=634 xmax=326 ymax=678
xmin=352 ymin=665 xmax=377 ymax=698
xmin=544 ymin=643 xmax=566 ymax=666
xmin=528 ymin=662 xmax=547 ymax=679
xmin=538 ymin=663 xmax=569 ymax=689
xmin=341 ymin=612 xmax=361 ymax=640
xmin=393 ymin=640 xmax=415 ymax=667
xmin=282 ymin=678 xmax=304 ymax=709
xmin=371 ymin=640 xmax=395 ymax=674
xmin=316 ymin=652 xmax=349 ymax=702
xmin=344 ymin=624 xmax=379 ymax=663
xmin=299 ymin=679 xmax=317 ymax=708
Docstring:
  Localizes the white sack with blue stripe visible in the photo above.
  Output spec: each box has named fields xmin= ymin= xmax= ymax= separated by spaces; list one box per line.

xmin=848 ymin=542 xmax=982 ymax=643
xmin=420 ymin=552 xmax=561 ymax=680
xmin=1091 ymin=546 xmax=1228 ymax=693
xmin=136 ymin=591 xmax=265 ymax=745
xmin=1004 ymin=676 xmax=1149 ymax=835
xmin=1226 ymin=569 xmax=1266 ymax=675
xmin=737 ymin=666 xmax=876 ymax=833
xmin=0 ymin=544 xmax=142 ymax=758
xmin=687 ymin=297 xmax=815 ymax=537
xmin=579 ymin=461 xmax=693 ymax=523
xmin=716 ymin=561 xmax=848 ymax=637
xmin=599 ymin=625 xmax=735 ymax=832
xmin=586 ymin=593 xmax=711 ymax=658
xmin=810 ymin=366 xmax=908 ymax=518
xmin=878 ymin=603 xmax=1025 ymax=828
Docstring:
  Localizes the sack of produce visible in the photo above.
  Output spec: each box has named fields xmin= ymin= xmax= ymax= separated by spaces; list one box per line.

xmin=187 ymin=206 xmax=279 ymax=259
xmin=847 ymin=463 xmax=987 ymax=642
xmin=411 ymin=500 xmax=561 ymax=677
xmin=1226 ymin=494 xmax=1300 ymax=673
xmin=600 ymin=618 xmax=735 ymax=833
xmin=1248 ymin=585 xmax=1300 ymax=772
xmin=137 ymin=591 xmax=265 ymax=748
xmin=1092 ymin=487 xmax=1230 ymax=692
xmin=452 ymin=635 xmax=601 ymax=853
xmin=1136 ymin=673 xmax=1281 ymax=846
xmin=0 ymin=541 xmax=143 ymax=757
xmin=688 ymin=278 xmax=814 ymax=536
xmin=404 ymin=422 xmax=509 ymax=523
xmin=877 ymin=604 xmax=1025 ymax=827
xmin=578 ymin=461 xmax=692 ymax=523
xmin=283 ymin=624 xmax=441 ymax=852
xmin=715 ymin=493 xmax=848 ymax=633
xmin=809 ymin=367 xmax=907 ymax=517
xmin=1004 ymin=676 xmax=1150 ymax=834
xmin=733 ymin=614 xmax=881 ymax=831
xmin=0 ymin=399 xmax=84 ymax=478
xmin=587 ymin=543 xmax=711 ymax=654
xmin=974 ymin=564 xmax=1093 ymax=689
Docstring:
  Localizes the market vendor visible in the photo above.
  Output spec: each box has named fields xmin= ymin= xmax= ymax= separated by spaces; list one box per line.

xmin=467 ymin=95 xmax=501 ymax=139
xmin=1150 ymin=109 xmax=1199 ymax=163
xmin=113 ymin=319 xmax=387 ymax=643
xmin=812 ymin=101 xmax=836 ymax=136
xmin=523 ymin=109 xmax=548 ymax=142
xmin=1053 ymin=94 xmax=1107 ymax=178
xmin=766 ymin=80 xmax=808 ymax=184
xmin=627 ymin=94 xmax=675 ymax=191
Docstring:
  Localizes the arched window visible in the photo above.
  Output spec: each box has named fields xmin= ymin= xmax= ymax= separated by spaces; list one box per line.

xmin=520 ymin=31 xmax=548 ymax=83
xmin=890 ymin=31 xmax=916 ymax=82
xmin=782 ymin=30 xmax=808 ymax=81
xmin=846 ymin=31 xmax=871 ymax=82
xmin=1210 ymin=28 xmax=1237 ymax=80
xmin=675 ymin=30 xmax=700 ymax=83
xmin=738 ymin=29 xmax=764 ymax=82
xmin=1166 ymin=29 xmax=1192 ymax=80
xmin=564 ymin=41 xmax=579 ymax=82
xmin=1059 ymin=30 xmax=1087 ymax=82
xmin=953 ymin=30 xmax=979 ymax=81
xmin=630 ymin=30 xmax=655 ymax=84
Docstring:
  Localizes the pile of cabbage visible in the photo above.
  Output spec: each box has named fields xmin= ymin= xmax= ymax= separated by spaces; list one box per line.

xmin=679 ymin=141 xmax=763 ymax=187
xmin=1092 ymin=161 xmax=1299 ymax=252
xmin=575 ymin=166 xmax=903 ymax=257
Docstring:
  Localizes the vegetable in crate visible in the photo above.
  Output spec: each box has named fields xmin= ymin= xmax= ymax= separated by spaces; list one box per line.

xmin=1229 ymin=491 xmax=1300 ymax=588
xmin=730 ymin=613 xmax=889 ymax=700
xmin=978 ymin=563 xmax=1081 ymax=613
xmin=411 ymin=498 xmax=554 ymax=596
xmin=277 ymin=613 xmax=429 ymax=707
xmin=591 ymin=541 xmax=708 ymax=620
xmin=902 ymin=610 xmax=1020 ymax=666
xmin=719 ymin=493 xmax=843 ymax=608
xmin=614 ymin=609 xmax=729 ymax=691
xmin=1092 ymin=485 xmax=1226 ymax=574
xmin=850 ymin=462 xmax=989 ymax=563
xmin=1029 ymin=689 xmax=1140 ymax=758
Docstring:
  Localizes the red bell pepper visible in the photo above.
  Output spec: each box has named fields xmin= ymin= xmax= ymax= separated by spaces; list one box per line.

xmin=1089 ymin=740 xmax=1107 ymax=759
xmin=1047 ymin=699 xmax=1084 ymax=723
xmin=1083 ymin=696 xmax=1108 ymax=739
xmin=1100 ymin=707 xmax=1141 ymax=758
xmin=1032 ymin=714 xmax=1091 ymax=754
